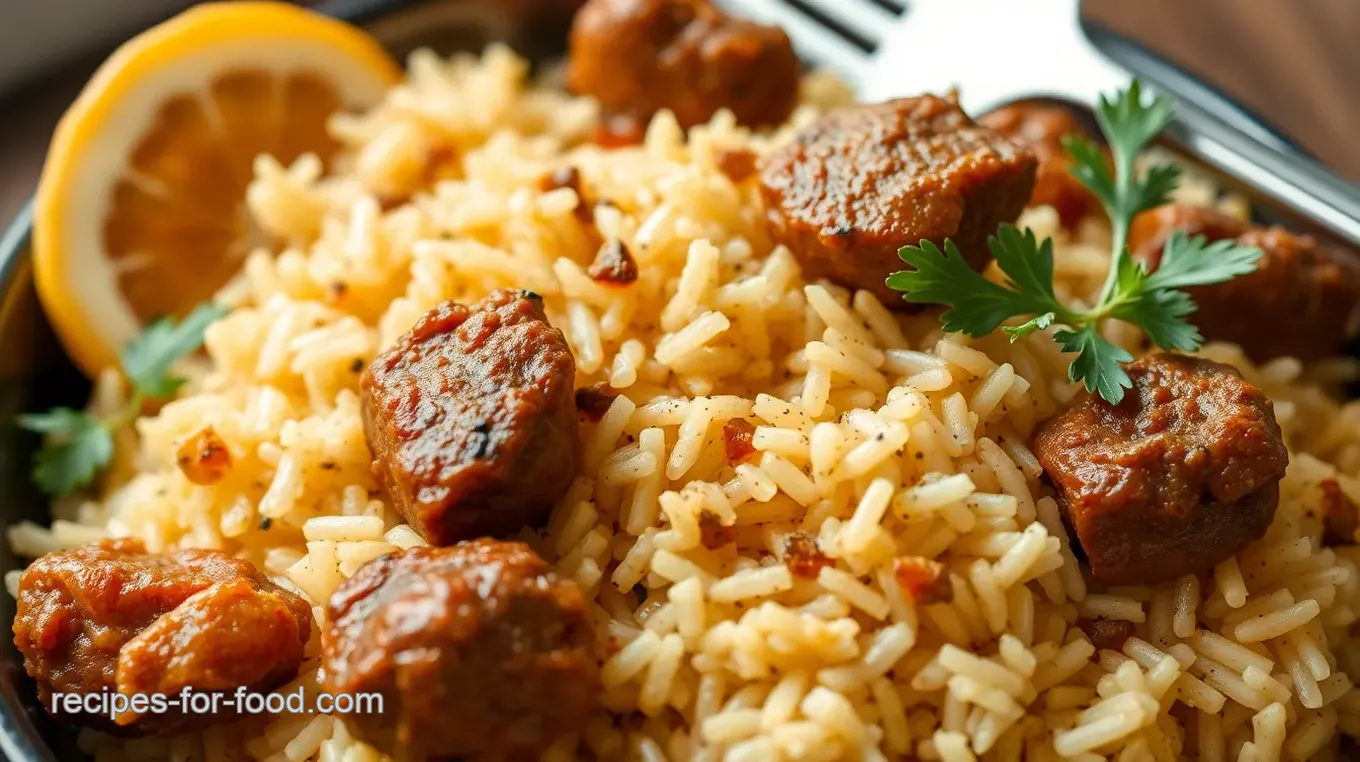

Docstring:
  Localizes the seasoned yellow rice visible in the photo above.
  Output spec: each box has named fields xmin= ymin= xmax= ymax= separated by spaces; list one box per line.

xmin=13 ymin=44 xmax=1360 ymax=762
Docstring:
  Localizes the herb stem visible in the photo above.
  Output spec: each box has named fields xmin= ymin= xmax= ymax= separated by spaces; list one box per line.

xmin=1094 ymin=145 xmax=1138 ymax=306
xmin=108 ymin=392 xmax=144 ymax=431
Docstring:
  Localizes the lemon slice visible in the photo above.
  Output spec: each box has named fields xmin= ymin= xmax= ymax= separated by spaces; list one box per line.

xmin=35 ymin=1 xmax=401 ymax=377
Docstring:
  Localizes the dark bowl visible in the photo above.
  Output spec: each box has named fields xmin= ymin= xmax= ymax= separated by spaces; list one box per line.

xmin=0 ymin=1 xmax=586 ymax=758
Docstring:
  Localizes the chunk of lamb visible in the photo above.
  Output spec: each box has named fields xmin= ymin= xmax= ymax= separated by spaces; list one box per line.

xmin=758 ymin=95 xmax=1037 ymax=305
xmin=321 ymin=540 xmax=596 ymax=760
xmin=1129 ymin=203 xmax=1360 ymax=362
xmin=568 ymin=0 xmax=800 ymax=141
xmin=12 ymin=539 xmax=311 ymax=735
xmin=1033 ymin=353 xmax=1288 ymax=585
xmin=980 ymin=100 xmax=1101 ymax=228
xmin=361 ymin=289 xmax=578 ymax=545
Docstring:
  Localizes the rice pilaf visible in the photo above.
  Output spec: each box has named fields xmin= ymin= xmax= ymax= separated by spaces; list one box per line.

xmin=13 ymin=45 xmax=1360 ymax=762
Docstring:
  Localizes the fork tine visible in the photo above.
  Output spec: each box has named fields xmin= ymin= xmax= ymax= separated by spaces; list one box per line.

xmin=717 ymin=0 xmax=870 ymax=87
xmin=785 ymin=0 xmax=901 ymax=48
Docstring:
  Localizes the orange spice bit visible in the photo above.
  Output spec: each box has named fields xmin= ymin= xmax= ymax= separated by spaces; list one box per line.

xmin=587 ymin=239 xmax=639 ymax=285
xmin=714 ymin=147 xmax=757 ymax=184
xmin=893 ymin=556 xmax=952 ymax=604
xmin=699 ymin=511 xmax=735 ymax=550
xmin=1321 ymin=479 xmax=1359 ymax=545
xmin=575 ymin=383 xmax=616 ymax=422
xmin=783 ymin=533 xmax=832 ymax=578
xmin=176 ymin=426 xmax=232 ymax=485
xmin=723 ymin=418 xmax=757 ymax=463
xmin=1077 ymin=618 xmax=1136 ymax=651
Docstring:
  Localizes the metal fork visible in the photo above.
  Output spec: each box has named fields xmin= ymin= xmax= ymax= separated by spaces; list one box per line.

xmin=716 ymin=0 xmax=1360 ymax=248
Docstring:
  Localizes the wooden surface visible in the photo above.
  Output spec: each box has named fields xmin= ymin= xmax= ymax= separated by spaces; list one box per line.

xmin=1085 ymin=0 xmax=1360 ymax=179
xmin=0 ymin=0 xmax=1356 ymax=229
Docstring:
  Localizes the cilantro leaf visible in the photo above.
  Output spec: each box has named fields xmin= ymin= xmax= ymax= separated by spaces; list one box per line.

xmin=1081 ymin=81 xmax=1178 ymax=285
xmin=23 ymin=414 xmax=113 ymax=496
xmin=1062 ymin=134 xmax=1114 ymax=209
xmin=989 ymin=225 xmax=1061 ymax=302
xmin=17 ymin=408 xmax=93 ymax=435
xmin=1143 ymin=230 xmax=1264 ymax=291
xmin=1134 ymin=163 xmax=1182 ymax=216
xmin=1110 ymin=287 xmax=1202 ymax=352
xmin=1055 ymin=325 xmax=1135 ymax=404
xmin=1095 ymin=79 xmax=1174 ymax=160
xmin=121 ymin=302 xmax=226 ymax=398
xmin=889 ymin=239 xmax=1063 ymax=336
xmin=22 ymin=300 xmax=226 ymax=496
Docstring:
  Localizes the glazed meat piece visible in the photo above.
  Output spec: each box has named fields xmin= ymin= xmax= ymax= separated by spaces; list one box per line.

xmin=1034 ymin=353 xmax=1288 ymax=585
xmin=12 ymin=538 xmax=311 ymax=735
xmin=981 ymin=101 xmax=1100 ymax=227
xmin=759 ymin=96 xmax=1037 ymax=304
xmin=362 ymin=290 xmax=578 ymax=545
xmin=1129 ymin=204 xmax=1360 ymax=362
xmin=568 ymin=0 xmax=800 ymax=136
xmin=322 ymin=540 xmax=596 ymax=760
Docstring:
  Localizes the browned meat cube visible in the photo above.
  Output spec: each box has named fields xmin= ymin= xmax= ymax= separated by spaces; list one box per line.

xmin=361 ymin=290 xmax=578 ymax=546
xmin=11 ymin=538 xmax=311 ymax=735
xmin=568 ymin=0 xmax=800 ymax=138
xmin=758 ymin=96 xmax=1037 ymax=305
xmin=1034 ymin=353 xmax=1288 ymax=585
xmin=1129 ymin=204 xmax=1360 ymax=362
xmin=980 ymin=101 xmax=1102 ymax=228
xmin=321 ymin=540 xmax=596 ymax=760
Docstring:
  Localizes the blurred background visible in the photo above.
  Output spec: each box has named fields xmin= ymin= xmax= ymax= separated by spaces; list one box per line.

xmin=0 ymin=0 xmax=1355 ymax=229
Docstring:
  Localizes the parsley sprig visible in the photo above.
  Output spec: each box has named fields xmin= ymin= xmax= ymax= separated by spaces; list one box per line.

xmin=886 ymin=81 xmax=1263 ymax=404
xmin=18 ymin=303 xmax=225 ymax=496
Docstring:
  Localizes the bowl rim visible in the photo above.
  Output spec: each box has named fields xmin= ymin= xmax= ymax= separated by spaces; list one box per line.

xmin=0 ymin=198 xmax=59 ymax=762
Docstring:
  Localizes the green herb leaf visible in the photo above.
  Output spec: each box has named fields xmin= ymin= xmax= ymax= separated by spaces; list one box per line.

xmin=23 ymin=300 xmax=226 ymax=496
xmin=889 ymin=239 xmax=1062 ymax=337
xmin=1079 ymin=81 xmax=1177 ymax=284
xmin=1094 ymin=79 xmax=1174 ymax=161
xmin=1110 ymin=288 xmax=1201 ymax=352
xmin=24 ymin=414 xmax=113 ymax=496
xmin=1055 ymin=325 xmax=1135 ymax=404
xmin=1062 ymin=134 xmax=1114 ymax=209
xmin=988 ymin=225 xmax=1060 ymax=302
xmin=17 ymin=408 xmax=94 ymax=435
xmin=1143 ymin=230 xmax=1264 ymax=291
xmin=121 ymin=302 xmax=226 ymax=398
xmin=1134 ymin=163 xmax=1182 ymax=216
